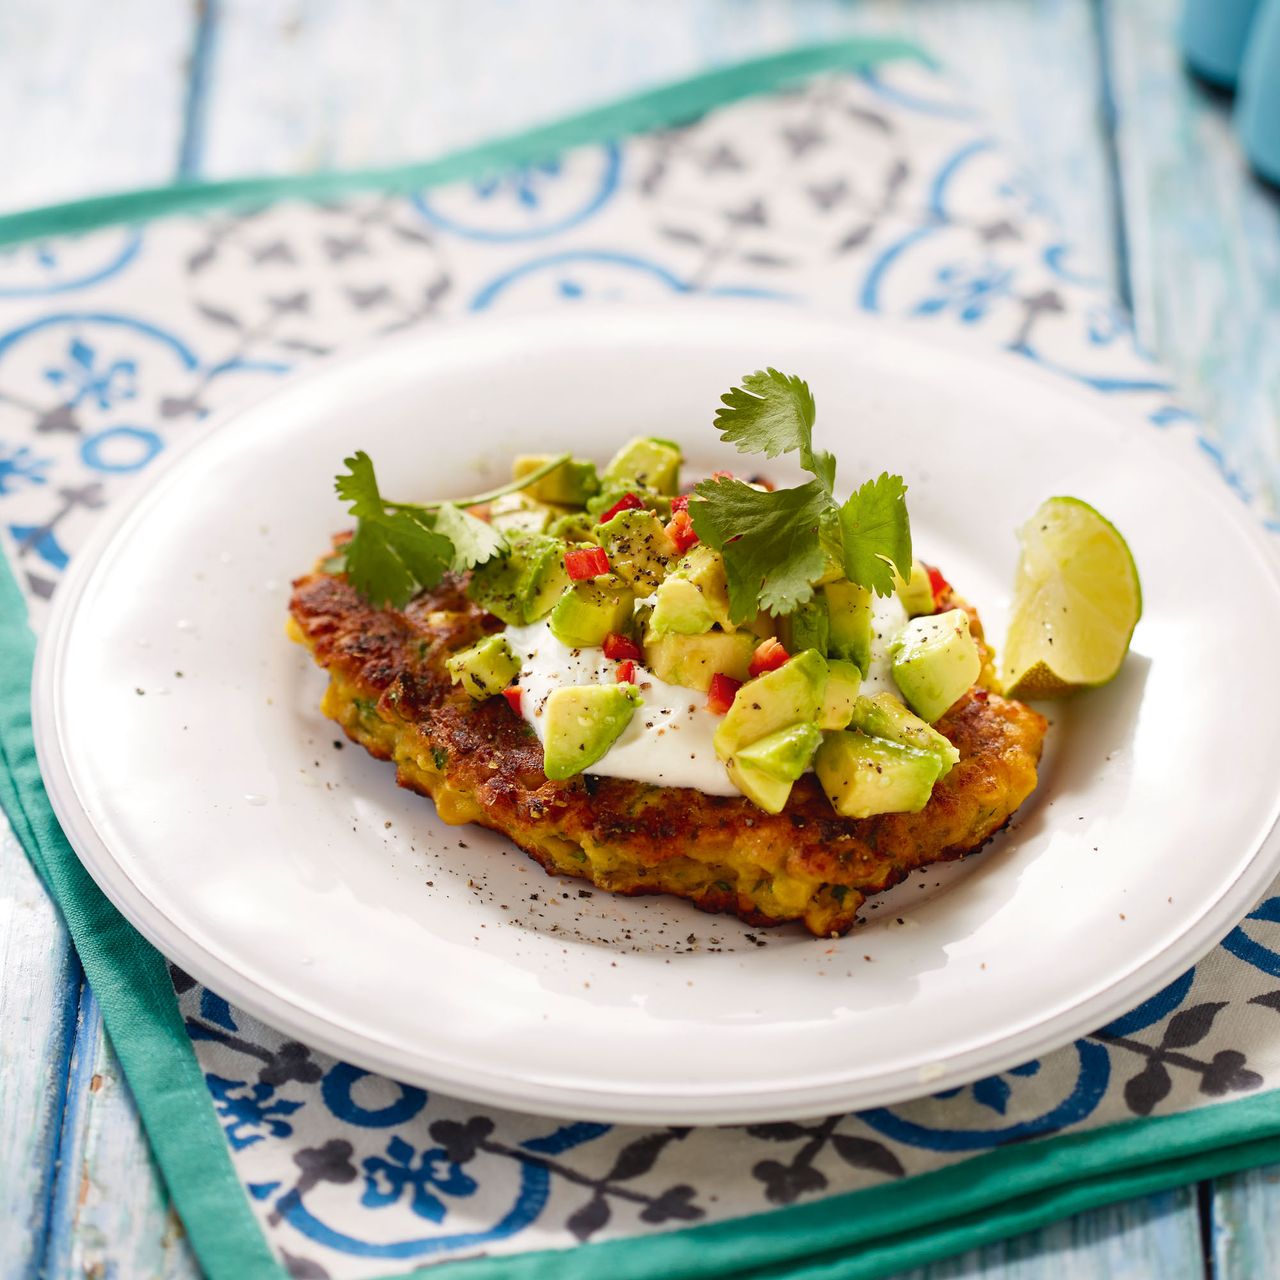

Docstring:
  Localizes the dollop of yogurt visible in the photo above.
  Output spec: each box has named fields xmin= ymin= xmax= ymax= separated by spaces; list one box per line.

xmin=504 ymin=593 xmax=910 ymax=793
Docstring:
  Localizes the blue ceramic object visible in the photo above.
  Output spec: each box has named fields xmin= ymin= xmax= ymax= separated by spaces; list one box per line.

xmin=1238 ymin=0 xmax=1280 ymax=185
xmin=1180 ymin=0 xmax=1265 ymax=86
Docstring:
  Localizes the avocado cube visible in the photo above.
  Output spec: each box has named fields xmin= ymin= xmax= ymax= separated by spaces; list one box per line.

xmin=723 ymin=759 xmax=796 ymax=815
xmin=778 ymin=596 xmax=830 ymax=656
xmin=489 ymin=492 xmax=554 ymax=536
xmin=542 ymin=684 xmax=642 ymax=780
xmin=468 ymin=533 xmax=570 ymax=625
xmin=597 ymin=509 xmax=672 ymax=594
xmin=815 ymin=731 xmax=944 ymax=818
xmin=549 ymin=573 xmax=635 ymax=648
xmin=890 ymin=609 xmax=981 ymax=723
xmin=650 ymin=545 xmax=732 ymax=635
xmin=445 ymin=634 xmax=521 ymax=700
xmin=602 ymin=436 xmax=682 ymax=495
xmin=823 ymin=579 xmax=873 ymax=674
xmin=895 ymin=559 xmax=936 ymax=617
xmin=714 ymin=648 xmax=828 ymax=760
xmin=848 ymin=692 xmax=960 ymax=774
xmin=548 ymin=511 xmax=599 ymax=544
xmin=818 ymin=659 xmax=862 ymax=730
xmin=736 ymin=722 xmax=823 ymax=782
xmin=512 ymin=454 xmax=600 ymax=506
xmin=642 ymin=629 xmax=755 ymax=692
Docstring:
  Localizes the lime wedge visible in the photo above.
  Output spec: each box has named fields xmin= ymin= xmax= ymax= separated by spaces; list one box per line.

xmin=1003 ymin=496 xmax=1141 ymax=699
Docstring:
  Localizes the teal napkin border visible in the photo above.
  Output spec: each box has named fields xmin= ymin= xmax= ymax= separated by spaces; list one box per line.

xmin=5 ymin=38 xmax=1280 ymax=1280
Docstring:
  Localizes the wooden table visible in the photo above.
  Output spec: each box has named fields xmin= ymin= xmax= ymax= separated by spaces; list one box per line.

xmin=2 ymin=1 xmax=1277 ymax=1275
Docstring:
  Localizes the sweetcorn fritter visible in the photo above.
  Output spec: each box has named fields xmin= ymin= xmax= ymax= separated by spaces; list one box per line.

xmin=289 ymin=562 xmax=1047 ymax=937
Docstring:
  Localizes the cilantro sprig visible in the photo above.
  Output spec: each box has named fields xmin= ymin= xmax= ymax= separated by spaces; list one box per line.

xmin=689 ymin=369 xmax=911 ymax=623
xmin=333 ymin=450 xmax=569 ymax=609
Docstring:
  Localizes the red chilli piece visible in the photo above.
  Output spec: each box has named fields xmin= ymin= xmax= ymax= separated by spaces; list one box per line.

xmin=665 ymin=508 xmax=699 ymax=554
xmin=706 ymin=673 xmax=743 ymax=715
xmin=603 ymin=632 xmax=642 ymax=662
xmin=502 ymin=686 xmax=523 ymax=715
xmin=597 ymin=491 xmax=644 ymax=524
xmin=615 ymin=660 xmax=638 ymax=685
xmin=926 ymin=564 xmax=951 ymax=606
xmin=669 ymin=494 xmax=691 ymax=512
xmin=565 ymin=545 xmax=610 ymax=580
xmin=748 ymin=636 xmax=789 ymax=678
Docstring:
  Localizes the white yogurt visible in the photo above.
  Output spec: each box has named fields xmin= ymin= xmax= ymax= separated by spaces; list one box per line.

xmin=505 ymin=592 xmax=911 ymax=792
xmin=504 ymin=619 xmax=739 ymax=794
xmin=860 ymin=592 xmax=910 ymax=697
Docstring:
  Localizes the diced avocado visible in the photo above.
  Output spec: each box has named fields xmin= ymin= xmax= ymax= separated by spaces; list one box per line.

xmin=849 ymin=692 xmax=960 ymax=773
xmin=549 ymin=573 xmax=635 ymax=648
xmin=815 ymin=731 xmax=944 ymax=818
xmin=650 ymin=545 xmax=732 ymax=635
xmin=602 ymin=436 xmax=682 ymax=495
xmin=488 ymin=492 xmax=554 ymax=536
xmin=890 ymin=609 xmax=981 ymax=723
xmin=542 ymin=684 xmax=642 ymax=780
xmin=445 ymin=634 xmax=521 ymax=700
xmin=895 ymin=560 xmax=936 ymax=617
xmin=714 ymin=649 xmax=828 ymax=756
xmin=643 ymin=629 xmax=755 ymax=692
xmin=468 ymin=533 xmax=570 ymax=625
xmin=511 ymin=454 xmax=600 ymax=506
xmin=597 ymin=508 xmax=672 ymax=594
xmin=737 ymin=722 xmax=822 ymax=782
xmin=779 ymin=597 xmax=829 ymax=656
xmin=818 ymin=658 xmax=862 ymax=731
xmin=723 ymin=760 xmax=794 ymax=814
xmin=824 ymin=579 xmax=873 ymax=674
xmin=547 ymin=511 xmax=598 ymax=543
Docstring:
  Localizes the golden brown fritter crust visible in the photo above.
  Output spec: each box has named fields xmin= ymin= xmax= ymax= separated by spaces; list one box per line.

xmin=288 ymin=564 xmax=1047 ymax=936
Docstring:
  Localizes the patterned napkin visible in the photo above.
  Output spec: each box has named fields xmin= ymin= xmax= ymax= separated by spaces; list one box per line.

xmin=2 ymin=43 xmax=1279 ymax=1280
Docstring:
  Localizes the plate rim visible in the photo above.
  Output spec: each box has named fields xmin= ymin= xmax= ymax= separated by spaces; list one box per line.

xmin=31 ymin=299 xmax=1280 ymax=1123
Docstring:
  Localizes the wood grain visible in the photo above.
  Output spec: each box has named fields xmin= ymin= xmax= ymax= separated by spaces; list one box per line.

xmin=1104 ymin=0 xmax=1280 ymax=515
xmin=0 ymin=0 xmax=193 ymax=214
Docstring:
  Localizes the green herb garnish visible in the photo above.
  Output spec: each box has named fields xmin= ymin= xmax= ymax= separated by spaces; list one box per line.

xmin=689 ymin=368 xmax=911 ymax=623
xmin=333 ymin=451 xmax=570 ymax=608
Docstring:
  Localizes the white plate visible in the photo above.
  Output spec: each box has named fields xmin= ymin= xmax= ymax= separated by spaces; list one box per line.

xmin=34 ymin=303 xmax=1280 ymax=1124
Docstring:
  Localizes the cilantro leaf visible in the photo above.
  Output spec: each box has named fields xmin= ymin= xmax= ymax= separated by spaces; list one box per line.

xmin=715 ymin=369 xmax=815 ymax=458
xmin=335 ymin=453 xmax=455 ymax=608
xmin=343 ymin=520 xmax=417 ymax=609
xmin=714 ymin=369 xmax=835 ymax=493
xmin=690 ymin=477 xmax=829 ymax=622
xmin=335 ymin=451 xmax=386 ymax=519
xmin=434 ymin=501 xmax=506 ymax=572
xmin=837 ymin=472 xmax=913 ymax=597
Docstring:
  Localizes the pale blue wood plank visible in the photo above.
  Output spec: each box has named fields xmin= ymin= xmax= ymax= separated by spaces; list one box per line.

xmin=0 ymin=815 xmax=80 ymax=1279
xmin=0 ymin=0 xmax=194 ymax=213
xmin=1208 ymin=1164 xmax=1280 ymax=1277
xmin=1104 ymin=0 xmax=1280 ymax=517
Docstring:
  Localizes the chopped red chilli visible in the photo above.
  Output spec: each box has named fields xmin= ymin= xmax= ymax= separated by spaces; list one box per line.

xmin=748 ymin=636 xmax=789 ymax=677
xmin=502 ymin=686 xmax=523 ymax=714
xmin=926 ymin=564 xmax=951 ymax=605
xmin=615 ymin=659 xmax=638 ymax=684
xmin=564 ymin=546 xmax=610 ymax=580
xmin=669 ymin=494 xmax=691 ymax=512
xmin=597 ymin=492 xmax=644 ymax=524
xmin=603 ymin=632 xmax=643 ymax=662
xmin=665 ymin=508 xmax=698 ymax=554
xmin=706 ymin=672 xmax=743 ymax=715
